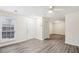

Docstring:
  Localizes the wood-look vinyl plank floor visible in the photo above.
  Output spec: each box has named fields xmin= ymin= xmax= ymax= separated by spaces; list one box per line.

xmin=0 ymin=34 xmax=79 ymax=53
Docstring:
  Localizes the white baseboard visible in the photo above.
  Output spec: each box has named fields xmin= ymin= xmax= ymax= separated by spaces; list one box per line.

xmin=65 ymin=41 xmax=79 ymax=47
xmin=0 ymin=39 xmax=28 ymax=47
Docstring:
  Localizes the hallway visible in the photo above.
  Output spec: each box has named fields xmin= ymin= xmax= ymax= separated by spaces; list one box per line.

xmin=0 ymin=34 xmax=79 ymax=53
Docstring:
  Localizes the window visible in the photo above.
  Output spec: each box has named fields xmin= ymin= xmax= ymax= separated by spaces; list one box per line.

xmin=2 ymin=25 xmax=15 ymax=38
xmin=1 ymin=16 xmax=15 ymax=39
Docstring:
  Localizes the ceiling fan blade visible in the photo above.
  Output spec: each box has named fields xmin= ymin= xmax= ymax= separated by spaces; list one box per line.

xmin=54 ymin=9 xmax=64 ymax=11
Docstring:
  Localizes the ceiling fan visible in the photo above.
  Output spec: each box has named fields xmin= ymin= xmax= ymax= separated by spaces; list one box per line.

xmin=48 ymin=6 xmax=64 ymax=13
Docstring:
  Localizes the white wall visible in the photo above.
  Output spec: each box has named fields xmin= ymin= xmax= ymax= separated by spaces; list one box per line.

xmin=53 ymin=21 xmax=65 ymax=35
xmin=49 ymin=21 xmax=65 ymax=35
xmin=49 ymin=22 xmax=54 ymax=34
xmin=26 ymin=17 xmax=37 ymax=39
xmin=65 ymin=12 xmax=79 ymax=46
xmin=36 ymin=17 xmax=43 ymax=40
xmin=42 ymin=17 xmax=49 ymax=39
xmin=26 ymin=17 xmax=49 ymax=40
xmin=0 ymin=10 xmax=28 ymax=47
xmin=26 ymin=16 xmax=43 ymax=40
xmin=16 ymin=15 xmax=27 ymax=41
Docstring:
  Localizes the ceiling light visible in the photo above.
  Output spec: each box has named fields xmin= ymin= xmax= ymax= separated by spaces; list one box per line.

xmin=48 ymin=10 xmax=53 ymax=13
xmin=48 ymin=6 xmax=53 ymax=13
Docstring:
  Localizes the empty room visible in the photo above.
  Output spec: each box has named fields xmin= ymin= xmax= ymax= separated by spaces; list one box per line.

xmin=0 ymin=6 xmax=79 ymax=53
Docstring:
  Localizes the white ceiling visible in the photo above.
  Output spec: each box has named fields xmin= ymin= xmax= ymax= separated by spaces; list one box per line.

xmin=0 ymin=6 xmax=79 ymax=21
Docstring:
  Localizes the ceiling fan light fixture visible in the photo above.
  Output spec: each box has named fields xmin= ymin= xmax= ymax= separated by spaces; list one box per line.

xmin=49 ymin=6 xmax=52 ymax=8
